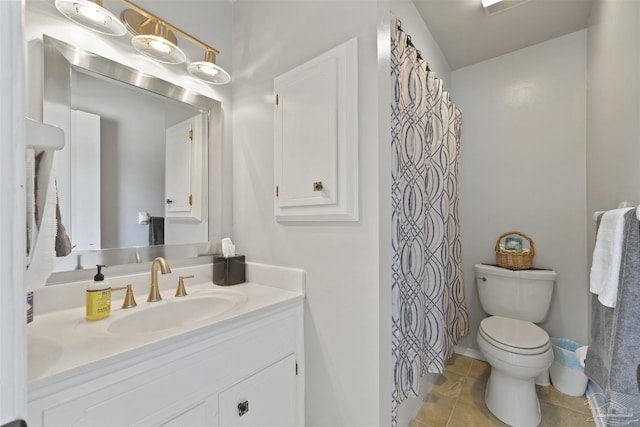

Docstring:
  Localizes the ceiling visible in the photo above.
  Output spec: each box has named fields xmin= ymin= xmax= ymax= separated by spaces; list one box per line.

xmin=413 ymin=0 xmax=595 ymax=70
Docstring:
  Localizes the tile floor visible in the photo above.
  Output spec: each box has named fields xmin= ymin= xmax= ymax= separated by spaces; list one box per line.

xmin=410 ymin=354 xmax=595 ymax=427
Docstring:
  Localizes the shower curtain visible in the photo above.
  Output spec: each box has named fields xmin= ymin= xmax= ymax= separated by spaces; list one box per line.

xmin=390 ymin=18 xmax=469 ymax=424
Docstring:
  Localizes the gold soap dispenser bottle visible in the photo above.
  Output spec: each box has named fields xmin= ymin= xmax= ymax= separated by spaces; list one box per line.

xmin=86 ymin=264 xmax=111 ymax=321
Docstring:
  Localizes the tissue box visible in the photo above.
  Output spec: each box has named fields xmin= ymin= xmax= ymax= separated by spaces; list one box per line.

xmin=213 ymin=255 xmax=246 ymax=286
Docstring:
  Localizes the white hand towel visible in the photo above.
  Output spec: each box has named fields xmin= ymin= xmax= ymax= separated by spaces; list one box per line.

xmin=590 ymin=207 xmax=633 ymax=307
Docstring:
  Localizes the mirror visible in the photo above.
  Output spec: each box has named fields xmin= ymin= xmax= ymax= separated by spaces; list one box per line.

xmin=43 ymin=35 xmax=222 ymax=281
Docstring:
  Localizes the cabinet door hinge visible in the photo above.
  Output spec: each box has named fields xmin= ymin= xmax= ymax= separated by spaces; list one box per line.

xmin=275 ymin=94 xmax=279 ymax=106
xmin=189 ymin=194 xmax=193 ymax=206
xmin=188 ymin=129 xmax=193 ymax=140
xmin=276 ymin=185 xmax=279 ymax=198
xmin=295 ymin=361 xmax=298 ymax=376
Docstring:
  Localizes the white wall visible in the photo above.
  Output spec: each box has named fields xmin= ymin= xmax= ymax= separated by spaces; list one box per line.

xmin=586 ymin=0 xmax=640 ymax=259
xmin=452 ymin=30 xmax=589 ymax=350
xmin=232 ymin=2 xmax=383 ymax=425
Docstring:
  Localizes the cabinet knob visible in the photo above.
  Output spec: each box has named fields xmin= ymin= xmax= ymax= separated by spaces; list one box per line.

xmin=166 ymin=198 xmax=173 ymax=204
xmin=237 ymin=400 xmax=249 ymax=417
xmin=313 ymin=181 xmax=323 ymax=191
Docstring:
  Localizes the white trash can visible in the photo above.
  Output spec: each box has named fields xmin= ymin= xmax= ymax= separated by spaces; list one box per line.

xmin=549 ymin=337 xmax=589 ymax=397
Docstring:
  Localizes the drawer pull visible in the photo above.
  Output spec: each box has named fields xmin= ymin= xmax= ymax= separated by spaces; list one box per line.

xmin=237 ymin=400 xmax=249 ymax=417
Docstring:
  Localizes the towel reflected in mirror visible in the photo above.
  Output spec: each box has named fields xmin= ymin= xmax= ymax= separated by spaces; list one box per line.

xmin=148 ymin=217 xmax=164 ymax=246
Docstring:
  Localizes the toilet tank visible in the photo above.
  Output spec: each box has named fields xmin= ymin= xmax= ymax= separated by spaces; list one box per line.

xmin=475 ymin=263 xmax=555 ymax=323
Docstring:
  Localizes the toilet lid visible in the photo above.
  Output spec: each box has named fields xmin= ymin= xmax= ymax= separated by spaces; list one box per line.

xmin=479 ymin=316 xmax=550 ymax=355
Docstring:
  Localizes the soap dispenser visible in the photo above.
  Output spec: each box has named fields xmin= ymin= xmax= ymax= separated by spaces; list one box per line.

xmin=86 ymin=264 xmax=111 ymax=321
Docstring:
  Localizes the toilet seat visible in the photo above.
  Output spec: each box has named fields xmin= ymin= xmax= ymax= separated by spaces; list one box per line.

xmin=479 ymin=316 xmax=550 ymax=355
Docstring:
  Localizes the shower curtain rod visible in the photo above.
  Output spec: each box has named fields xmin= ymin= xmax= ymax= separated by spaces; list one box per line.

xmin=396 ymin=19 xmax=430 ymax=71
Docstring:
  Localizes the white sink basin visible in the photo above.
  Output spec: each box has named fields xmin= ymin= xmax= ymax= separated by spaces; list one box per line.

xmin=108 ymin=291 xmax=244 ymax=335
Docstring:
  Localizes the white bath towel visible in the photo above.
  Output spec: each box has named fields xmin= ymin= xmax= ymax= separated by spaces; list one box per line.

xmin=25 ymin=148 xmax=36 ymax=264
xmin=590 ymin=207 xmax=633 ymax=307
xmin=25 ymin=150 xmax=58 ymax=293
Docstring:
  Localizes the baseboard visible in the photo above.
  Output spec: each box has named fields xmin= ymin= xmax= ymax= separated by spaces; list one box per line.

xmin=454 ymin=345 xmax=485 ymax=361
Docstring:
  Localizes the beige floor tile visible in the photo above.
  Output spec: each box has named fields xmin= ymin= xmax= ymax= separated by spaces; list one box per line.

xmin=414 ymin=393 xmax=456 ymax=427
xmin=430 ymin=370 xmax=465 ymax=399
xmin=460 ymin=375 xmax=487 ymax=404
xmin=536 ymin=384 xmax=591 ymax=415
xmin=444 ymin=354 xmax=473 ymax=377
xmin=410 ymin=419 xmax=430 ymax=427
xmin=468 ymin=359 xmax=491 ymax=381
xmin=447 ymin=396 xmax=510 ymax=427
xmin=539 ymin=401 xmax=595 ymax=426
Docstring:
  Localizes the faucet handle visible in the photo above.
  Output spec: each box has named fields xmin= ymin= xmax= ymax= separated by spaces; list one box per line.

xmin=112 ymin=284 xmax=137 ymax=309
xmin=175 ymin=275 xmax=194 ymax=297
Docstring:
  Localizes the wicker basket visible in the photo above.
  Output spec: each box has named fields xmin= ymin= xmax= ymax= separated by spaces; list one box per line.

xmin=494 ymin=231 xmax=535 ymax=270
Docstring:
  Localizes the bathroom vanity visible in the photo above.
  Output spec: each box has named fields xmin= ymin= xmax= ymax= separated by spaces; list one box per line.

xmin=27 ymin=263 xmax=305 ymax=427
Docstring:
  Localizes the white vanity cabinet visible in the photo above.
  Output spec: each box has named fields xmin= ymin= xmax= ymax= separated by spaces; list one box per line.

xmin=27 ymin=300 xmax=303 ymax=427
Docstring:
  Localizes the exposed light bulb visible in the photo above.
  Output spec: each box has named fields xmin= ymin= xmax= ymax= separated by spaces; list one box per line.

xmin=187 ymin=59 xmax=230 ymax=84
xmin=196 ymin=63 xmax=219 ymax=76
xmin=75 ymin=3 xmax=111 ymax=24
xmin=131 ymin=34 xmax=186 ymax=64
xmin=54 ymin=0 xmax=127 ymax=36
xmin=149 ymin=38 xmax=172 ymax=53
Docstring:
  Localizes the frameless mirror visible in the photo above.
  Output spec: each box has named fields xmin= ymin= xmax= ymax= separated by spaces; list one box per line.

xmin=43 ymin=35 xmax=222 ymax=280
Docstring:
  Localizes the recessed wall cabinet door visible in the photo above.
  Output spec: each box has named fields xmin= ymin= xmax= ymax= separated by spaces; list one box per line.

xmin=274 ymin=37 xmax=358 ymax=222
xmin=165 ymin=115 xmax=205 ymax=222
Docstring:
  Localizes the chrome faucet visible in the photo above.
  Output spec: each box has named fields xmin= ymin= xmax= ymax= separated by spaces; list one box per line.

xmin=147 ymin=257 xmax=172 ymax=302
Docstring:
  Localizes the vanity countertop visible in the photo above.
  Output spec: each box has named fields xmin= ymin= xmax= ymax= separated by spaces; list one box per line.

xmin=28 ymin=279 xmax=304 ymax=392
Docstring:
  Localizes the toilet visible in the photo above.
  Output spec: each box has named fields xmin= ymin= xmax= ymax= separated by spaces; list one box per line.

xmin=474 ymin=263 xmax=556 ymax=427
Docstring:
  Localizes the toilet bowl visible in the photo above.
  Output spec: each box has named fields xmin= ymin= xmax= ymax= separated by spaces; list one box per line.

xmin=477 ymin=316 xmax=554 ymax=427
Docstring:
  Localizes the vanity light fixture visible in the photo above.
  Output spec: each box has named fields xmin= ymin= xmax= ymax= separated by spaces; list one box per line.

xmin=187 ymin=50 xmax=231 ymax=85
xmin=54 ymin=0 xmax=127 ymax=36
xmin=54 ymin=0 xmax=231 ymax=84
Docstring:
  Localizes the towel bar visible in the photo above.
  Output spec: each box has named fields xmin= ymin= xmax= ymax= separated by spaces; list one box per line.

xmin=25 ymin=117 xmax=65 ymax=150
xmin=593 ymin=204 xmax=640 ymax=221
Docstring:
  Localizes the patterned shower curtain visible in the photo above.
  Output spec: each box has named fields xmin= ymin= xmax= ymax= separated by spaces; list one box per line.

xmin=390 ymin=18 xmax=469 ymax=424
